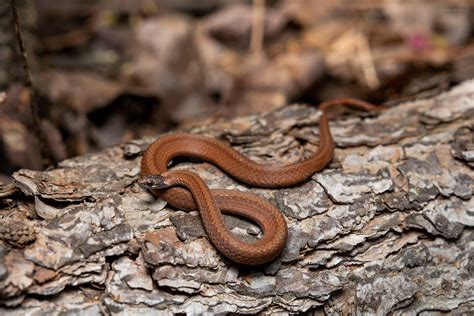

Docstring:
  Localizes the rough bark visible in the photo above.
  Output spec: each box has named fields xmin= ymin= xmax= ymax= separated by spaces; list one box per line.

xmin=0 ymin=80 xmax=473 ymax=315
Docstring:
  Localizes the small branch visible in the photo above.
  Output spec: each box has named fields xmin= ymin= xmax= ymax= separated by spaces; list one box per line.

xmin=356 ymin=32 xmax=379 ymax=89
xmin=10 ymin=0 xmax=51 ymax=169
xmin=250 ymin=0 xmax=265 ymax=58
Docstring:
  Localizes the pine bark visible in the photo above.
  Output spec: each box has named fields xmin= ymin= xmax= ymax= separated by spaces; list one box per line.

xmin=0 ymin=81 xmax=473 ymax=314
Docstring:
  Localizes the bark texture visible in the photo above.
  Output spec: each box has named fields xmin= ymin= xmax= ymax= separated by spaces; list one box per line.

xmin=0 ymin=80 xmax=473 ymax=314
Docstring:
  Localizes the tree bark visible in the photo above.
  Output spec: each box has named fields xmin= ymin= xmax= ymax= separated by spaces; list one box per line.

xmin=0 ymin=80 xmax=473 ymax=314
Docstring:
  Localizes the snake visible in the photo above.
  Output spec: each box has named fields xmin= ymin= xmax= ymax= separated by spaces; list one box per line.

xmin=139 ymin=98 xmax=381 ymax=265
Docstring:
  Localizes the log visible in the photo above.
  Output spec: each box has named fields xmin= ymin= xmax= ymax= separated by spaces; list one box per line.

xmin=0 ymin=80 xmax=473 ymax=315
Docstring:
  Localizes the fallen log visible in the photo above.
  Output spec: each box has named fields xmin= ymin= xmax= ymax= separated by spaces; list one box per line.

xmin=1 ymin=80 xmax=473 ymax=314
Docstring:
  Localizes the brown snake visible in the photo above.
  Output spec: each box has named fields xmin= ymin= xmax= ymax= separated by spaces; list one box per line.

xmin=139 ymin=99 xmax=382 ymax=265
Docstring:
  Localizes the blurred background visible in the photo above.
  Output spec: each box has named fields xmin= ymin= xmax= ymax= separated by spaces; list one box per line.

xmin=0 ymin=0 xmax=473 ymax=180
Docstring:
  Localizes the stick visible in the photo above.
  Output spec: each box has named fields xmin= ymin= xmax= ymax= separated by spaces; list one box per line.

xmin=10 ymin=0 xmax=51 ymax=168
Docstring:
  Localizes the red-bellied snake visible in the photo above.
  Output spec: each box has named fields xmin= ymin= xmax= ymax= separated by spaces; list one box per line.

xmin=139 ymin=98 xmax=382 ymax=265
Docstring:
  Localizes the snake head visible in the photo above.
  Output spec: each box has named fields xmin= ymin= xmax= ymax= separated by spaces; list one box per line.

xmin=138 ymin=175 xmax=171 ymax=189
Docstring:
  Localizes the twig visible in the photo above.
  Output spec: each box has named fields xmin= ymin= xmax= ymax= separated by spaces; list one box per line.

xmin=356 ymin=32 xmax=379 ymax=89
xmin=250 ymin=0 xmax=265 ymax=57
xmin=10 ymin=0 xmax=51 ymax=169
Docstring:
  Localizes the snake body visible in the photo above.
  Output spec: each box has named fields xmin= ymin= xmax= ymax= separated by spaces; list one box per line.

xmin=140 ymin=99 xmax=381 ymax=265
